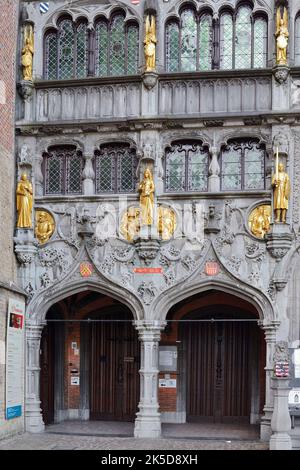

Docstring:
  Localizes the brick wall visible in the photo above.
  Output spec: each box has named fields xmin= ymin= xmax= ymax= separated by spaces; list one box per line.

xmin=0 ymin=0 xmax=24 ymax=439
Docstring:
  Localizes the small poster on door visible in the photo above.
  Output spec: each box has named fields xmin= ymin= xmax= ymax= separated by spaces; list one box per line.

xmin=71 ymin=376 xmax=80 ymax=386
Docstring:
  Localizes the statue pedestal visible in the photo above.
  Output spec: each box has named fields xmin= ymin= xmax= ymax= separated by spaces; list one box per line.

xmin=269 ymin=377 xmax=292 ymax=450
xmin=134 ymin=225 xmax=160 ymax=266
xmin=266 ymin=223 xmax=293 ymax=259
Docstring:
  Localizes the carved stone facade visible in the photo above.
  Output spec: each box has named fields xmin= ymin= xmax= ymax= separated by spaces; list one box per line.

xmin=8 ymin=0 xmax=300 ymax=449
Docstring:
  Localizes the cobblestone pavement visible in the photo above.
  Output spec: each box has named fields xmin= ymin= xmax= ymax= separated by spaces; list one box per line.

xmin=0 ymin=421 xmax=268 ymax=450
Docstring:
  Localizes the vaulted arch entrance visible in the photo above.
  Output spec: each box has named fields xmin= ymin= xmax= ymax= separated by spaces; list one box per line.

xmin=162 ymin=290 xmax=265 ymax=427
xmin=40 ymin=291 xmax=140 ymax=425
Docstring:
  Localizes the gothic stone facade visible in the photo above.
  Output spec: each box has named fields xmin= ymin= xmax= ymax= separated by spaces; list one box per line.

xmin=14 ymin=0 xmax=300 ymax=449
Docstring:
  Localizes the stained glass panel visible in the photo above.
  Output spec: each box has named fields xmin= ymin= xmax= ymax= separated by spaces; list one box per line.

xmin=166 ymin=22 xmax=179 ymax=72
xmin=220 ymin=14 xmax=233 ymax=70
xmin=96 ymin=21 xmax=108 ymax=77
xmin=221 ymin=147 xmax=242 ymax=190
xmin=244 ymin=146 xmax=265 ymax=189
xmin=118 ymin=149 xmax=136 ymax=192
xmin=45 ymin=33 xmax=57 ymax=80
xmin=180 ymin=9 xmax=197 ymax=72
xmin=295 ymin=16 xmax=300 ymax=66
xmin=58 ymin=19 xmax=74 ymax=79
xmin=199 ymin=15 xmax=213 ymax=71
xmin=235 ymin=7 xmax=251 ymax=69
xmin=254 ymin=18 xmax=267 ymax=68
xmin=127 ymin=25 xmax=139 ymax=75
xmin=76 ymin=23 xmax=88 ymax=78
xmin=46 ymin=155 xmax=63 ymax=194
xmin=166 ymin=147 xmax=185 ymax=191
xmin=110 ymin=15 xmax=125 ymax=76
xmin=187 ymin=148 xmax=208 ymax=191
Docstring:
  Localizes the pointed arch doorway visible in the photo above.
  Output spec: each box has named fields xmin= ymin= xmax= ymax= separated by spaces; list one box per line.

xmin=164 ymin=290 xmax=265 ymax=425
xmin=40 ymin=291 xmax=140 ymax=425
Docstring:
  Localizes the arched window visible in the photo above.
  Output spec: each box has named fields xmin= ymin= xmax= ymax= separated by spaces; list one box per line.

xmin=44 ymin=12 xmax=139 ymax=79
xmin=166 ymin=4 xmax=268 ymax=72
xmin=221 ymin=139 xmax=265 ymax=191
xmin=95 ymin=14 xmax=139 ymax=77
xmin=295 ymin=15 xmax=300 ymax=66
xmin=44 ymin=146 xmax=83 ymax=195
xmin=95 ymin=144 xmax=137 ymax=193
xmin=45 ymin=18 xmax=88 ymax=80
xmin=166 ymin=8 xmax=213 ymax=72
xmin=220 ymin=6 xmax=268 ymax=70
xmin=165 ymin=141 xmax=209 ymax=192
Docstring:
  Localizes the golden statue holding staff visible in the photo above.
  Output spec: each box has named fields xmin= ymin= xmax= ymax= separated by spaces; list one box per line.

xmin=272 ymin=148 xmax=290 ymax=223
xmin=139 ymin=168 xmax=155 ymax=225
xmin=276 ymin=6 xmax=289 ymax=66
xmin=22 ymin=24 xmax=34 ymax=81
xmin=144 ymin=15 xmax=157 ymax=72
xmin=16 ymin=173 xmax=33 ymax=228
xmin=35 ymin=211 xmax=55 ymax=244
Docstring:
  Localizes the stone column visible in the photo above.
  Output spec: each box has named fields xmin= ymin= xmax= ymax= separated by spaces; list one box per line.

xmin=25 ymin=323 xmax=45 ymax=433
xmin=208 ymin=146 xmax=220 ymax=192
xmin=134 ymin=320 xmax=166 ymax=438
xmin=260 ymin=322 xmax=280 ymax=441
xmin=82 ymin=151 xmax=95 ymax=196
xmin=269 ymin=377 xmax=292 ymax=450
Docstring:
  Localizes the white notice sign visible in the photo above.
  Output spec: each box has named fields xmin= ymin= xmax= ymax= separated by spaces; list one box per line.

xmin=159 ymin=350 xmax=174 ymax=367
xmin=6 ymin=299 xmax=25 ymax=420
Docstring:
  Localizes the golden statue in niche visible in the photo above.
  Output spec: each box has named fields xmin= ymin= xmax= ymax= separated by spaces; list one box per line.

xmin=35 ymin=210 xmax=55 ymax=244
xmin=120 ymin=207 xmax=141 ymax=242
xmin=249 ymin=205 xmax=271 ymax=239
xmin=158 ymin=206 xmax=177 ymax=241
xmin=139 ymin=168 xmax=155 ymax=225
xmin=22 ymin=24 xmax=34 ymax=81
xmin=272 ymin=149 xmax=290 ymax=223
xmin=144 ymin=15 xmax=157 ymax=72
xmin=16 ymin=173 xmax=33 ymax=228
xmin=276 ymin=6 xmax=289 ymax=65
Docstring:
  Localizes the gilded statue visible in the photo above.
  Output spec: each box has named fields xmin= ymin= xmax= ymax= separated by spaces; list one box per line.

xmin=139 ymin=168 xmax=155 ymax=225
xmin=22 ymin=24 xmax=34 ymax=81
xmin=276 ymin=7 xmax=289 ymax=66
xmin=144 ymin=15 xmax=157 ymax=72
xmin=120 ymin=207 xmax=140 ymax=242
xmin=249 ymin=205 xmax=271 ymax=239
xmin=16 ymin=173 xmax=33 ymax=228
xmin=35 ymin=211 xmax=55 ymax=244
xmin=158 ymin=207 xmax=176 ymax=241
xmin=272 ymin=151 xmax=290 ymax=223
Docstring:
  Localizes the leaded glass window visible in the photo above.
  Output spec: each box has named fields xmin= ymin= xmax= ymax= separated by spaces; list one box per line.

xmin=44 ymin=146 xmax=83 ymax=195
xmin=235 ymin=6 xmax=252 ymax=69
xmin=76 ymin=23 xmax=88 ymax=78
xmin=95 ymin=15 xmax=139 ymax=77
xmin=166 ymin=8 xmax=213 ymax=72
xmin=253 ymin=17 xmax=267 ymax=68
xmin=220 ymin=14 xmax=233 ymax=70
xmin=295 ymin=16 xmax=300 ymax=66
xmin=165 ymin=142 xmax=209 ymax=192
xmin=95 ymin=145 xmax=137 ymax=194
xmin=45 ymin=32 xmax=57 ymax=80
xmin=58 ymin=19 xmax=75 ymax=79
xmin=221 ymin=140 xmax=265 ymax=191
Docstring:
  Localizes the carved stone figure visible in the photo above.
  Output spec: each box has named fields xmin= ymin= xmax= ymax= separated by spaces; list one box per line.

xmin=144 ymin=15 xmax=156 ymax=72
xmin=16 ymin=173 xmax=33 ymax=228
xmin=272 ymin=163 xmax=290 ymax=223
xmin=22 ymin=24 xmax=34 ymax=81
xmin=35 ymin=210 xmax=55 ymax=244
xmin=120 ymin=207 xmax=141 ymax=242
xmin=276 ymin=7 xmax=289 ymax=66
xmin=139 ymin=168 xmax=155 ymax=225
xmin=249 ymin=205 xmax=271 ymax=239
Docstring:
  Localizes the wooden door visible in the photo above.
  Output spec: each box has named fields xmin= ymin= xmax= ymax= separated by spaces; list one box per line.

xmin=185 ymin=320 xmax=255 ymax=423
xmin=40 ymin=324 xmax=55 ymax=425
xmin=90 ymin=313 xmax=140 ymax=421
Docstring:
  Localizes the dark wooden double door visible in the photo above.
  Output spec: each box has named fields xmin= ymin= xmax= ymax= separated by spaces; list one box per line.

xmin=183 ymin=318 xmax=258 ymax=423
xmin=90 ymin=314 xmax=140 ymax=421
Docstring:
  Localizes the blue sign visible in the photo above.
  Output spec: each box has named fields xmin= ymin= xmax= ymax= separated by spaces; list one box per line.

xmin=6 ymin=405 xmax=22 ymax=420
